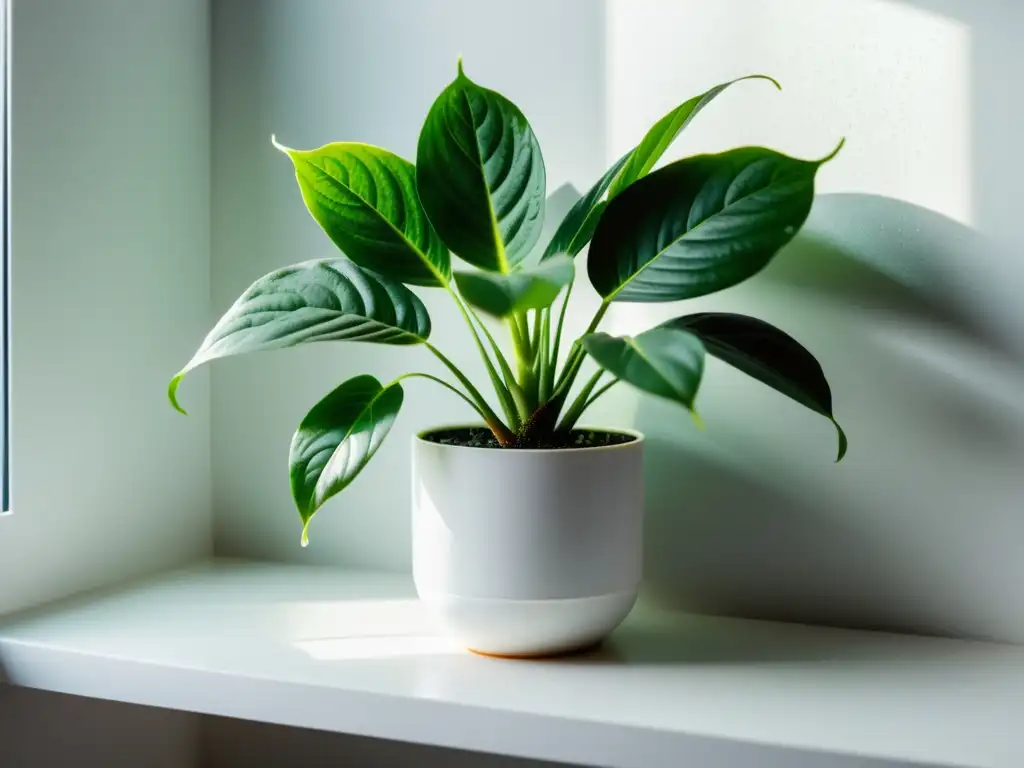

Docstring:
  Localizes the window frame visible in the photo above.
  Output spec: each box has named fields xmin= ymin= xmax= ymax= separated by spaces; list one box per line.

xmin=1 ymin=0 xmax=9 ymax=514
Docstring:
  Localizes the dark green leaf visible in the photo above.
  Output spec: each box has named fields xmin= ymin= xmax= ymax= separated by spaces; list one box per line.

xmin=274 ymin=139 xmax=450 ymax=287
xmin=455 ymin=255 xmax=574 ymax=317
xmin=290 ymin=375 xmax=404 ymax=545
xmin=583 ymin=327 xmax=705 ymax=413
xmin=168 ymin=259 xmax=429 ymax=413
xmin=541 ymin=153 xmax=630 ymax=259
xmin=588 ymin=141 xmax=844 ymax=302
xmin=606 ymin=75 xmax=780 ymax=199
xmin=417 ymin=61 xmax=546 ymax=272
xmin=663 ymin=312 xmax=847 ymax=460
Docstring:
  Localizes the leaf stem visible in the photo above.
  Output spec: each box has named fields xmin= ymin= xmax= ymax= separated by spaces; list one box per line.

xmin=461 ymin=300 xmax=530 ymax=426
xmin=446 ymin=287 xmax=519 ymax=427
xmin=549 ymin=281 xmax=573 ymax=392
xmin=392 ymin=372 xmax=486 ymax=418
xmin=554 ymin=300 xmax=610 ymax=395
xmin=426 ymin=343 xmax=515 ymax=445
xmin=557 ymin=369 xmax=604 ymax=432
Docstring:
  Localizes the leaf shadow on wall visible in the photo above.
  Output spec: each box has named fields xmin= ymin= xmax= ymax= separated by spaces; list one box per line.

xmin=636 ymin=193 xmax=1024 ymax=642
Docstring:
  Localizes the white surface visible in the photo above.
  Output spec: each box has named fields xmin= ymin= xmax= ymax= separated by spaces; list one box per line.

xmin=1 ymin=561 xmax=1022 ymax=768
xmin=412 ymin=431 xmax=642 ymax=655
xmin=0 ymin=0 xmax=213 ymax=615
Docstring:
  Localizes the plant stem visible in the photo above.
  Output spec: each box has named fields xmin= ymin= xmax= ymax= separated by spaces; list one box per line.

xmin=392 ymin=372 xmax=486 ymax=418
xmin=426 ymin=343 xmax=515 ymax=446
xmin=559 ymin=376 xmax=619 ymax=432
xmin=537 ymin=309 xmax=552 ymax=403
xmin=454 ymin=293 xmax=526 ymax=429
xmin=557 ymin=369 xmax=604 ymax=432
xmin=446 ymin=287 xmax=519 ymax=427
xmin=554 ymin=300 xmax=610 ymax=396
xmin=550 ymin=280 xmax=573 ymax=383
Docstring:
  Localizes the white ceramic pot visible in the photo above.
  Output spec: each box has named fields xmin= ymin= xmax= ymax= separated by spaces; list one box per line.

xmin=412 ymin=427 xmax=644 ymax=657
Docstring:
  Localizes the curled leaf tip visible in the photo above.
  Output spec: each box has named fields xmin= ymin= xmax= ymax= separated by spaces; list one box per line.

xmin=833 ymin=419 xmax=848 ymax=463
xmin=748 ymin=74 xmax=782 ymax=91
xmin=167 ymin=374 xmax=188 ymax=416
xmin=270 ymin=134 xmax=292 ymax=155
xmin=819 ymin=137 xmax=846 ymax=165
xmin=300 ymin=524 xmax=310 ymax=548
xmin=457 ymin=55 xmax=465 ymax=77
xmin=690 ymin=409 xmax=705 ymax=432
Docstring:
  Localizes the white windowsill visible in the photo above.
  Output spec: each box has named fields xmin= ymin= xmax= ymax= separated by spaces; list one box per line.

xmin=0 ymin=559 xmax=1020 ymax=768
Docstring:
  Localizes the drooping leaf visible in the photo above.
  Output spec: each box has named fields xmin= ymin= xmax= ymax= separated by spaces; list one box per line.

xmin=541 ymin=153 xmax=630 ymax=259
xmin=663 ymin=312 xmax=847 ymax=460
xmin=168 ymin=259 xmax=429 ymax=413
xmin=582 ymin=326 xmax=706 ymax=414
xmin=417 ymin=61 xmax=546 ymax=272
xmin=606 ymin=75 xmax=780 ymax=199
xmin=455 ymin=255 xmax=574 ymax=318
xmin=290 ymin=375 xmax=404 ymax=545
xmin=588 ymin=141 xmax=844 ymax=302
xmin=274 ymin=139 xmax=450 ymax=287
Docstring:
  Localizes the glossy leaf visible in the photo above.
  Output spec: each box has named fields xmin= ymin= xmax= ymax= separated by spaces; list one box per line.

xmin=582 ymin=327 xmax=705 ymax=413
xmin=417 ymin=61 xmax=546 ymax=272
xmin=274 ymin=139 xmax=450 ymax=287
xmin=541 ymin=153 xmax=630 ymax=259
xmin=588 ymin=142 xmax=843 ymax=302
xmin=455 ymin=255 xmax=574 ymax=318
xmin=663 ymin=312 xmax=847 ymax=460
xmin=168 ymin=259 xmax=429 ymax=413
xmin=606 ymin=75 xmax=780 ymax=199
xmin=290 ymin=375 xmax=404 ymax=545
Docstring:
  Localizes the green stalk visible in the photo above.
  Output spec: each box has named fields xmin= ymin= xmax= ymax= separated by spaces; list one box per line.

xmin=558 ymin=374 xmax=619 ymax=432
xmin=554 ymin=300 xmax=610 ymax=396
xmin=426 ymin=343 xmax=515 ymax=446
xmin=392 ymin=372 xmax=487 ymax=419
xmin=537 ymin=309 xmax=552 ymax=403
xmin=550 ymin=280 xmax=573 ymax=385
xmin=446 ymin=287 xmax=519 ymax=427
xmin=454 ymin=293 xmax=526 ymax=429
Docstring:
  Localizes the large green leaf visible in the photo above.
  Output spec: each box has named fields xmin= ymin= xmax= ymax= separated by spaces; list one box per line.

xmin=583 ymin=326 xmax=705 ymax=413
xmin=541 ymin=153 xmax=630 ymax=260
xmin=168 ymin=259 xmax=429 ymax=413
xmin=454 ymin=255 xmax=574 ymax=318
xmin=274 ymin=139 xmax=450 ymax=287
xmin=663 ymin=312 xmax=847 ymax=460
xmin=541 ymin=76 xmax=778 ymax=262
xmin=606 ymin=75 xmax=780 ymax=199
xmin=290 ymin=375 xmax=403 ymax=545
xmin=588 ymin=142 xmax=843 ymax=302
xmin=417 ymin=61 xmax=546 ymax=272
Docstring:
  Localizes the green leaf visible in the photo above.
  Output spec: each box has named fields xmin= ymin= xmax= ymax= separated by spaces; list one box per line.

xmin=541 ymin=76 xmax=778 ymax=262
xmin=541 ymin=152 xmax=630 ymax=259
xmin=606 ymin=75 xmax=780 ymax=199
xmin=588 ymin=141 xmax=844 ymax=302
xmin=273 ymin=138 xmax=450 ymax=287
xmin=454 ymin=255 xmax=574 ymax=318
xmin=417 ymin=61 xmax=546 ymax=272
xmin=582 ymin=326 xmax=705 ymax=414
xmin=290 ymin=375 xmax=403 ymax=545
xmin=168 ymin=259 xmax=429 ymax=414
xmin=663 ymin=312 xmax=847 ymax=460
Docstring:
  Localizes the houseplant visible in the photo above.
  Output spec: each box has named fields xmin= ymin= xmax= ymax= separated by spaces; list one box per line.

xmin=169 ymin=62 xmax=846 ymax=657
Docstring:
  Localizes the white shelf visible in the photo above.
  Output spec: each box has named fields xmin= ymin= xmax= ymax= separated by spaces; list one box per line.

xmin=0 ymin=560 xmax=1021 ymax=768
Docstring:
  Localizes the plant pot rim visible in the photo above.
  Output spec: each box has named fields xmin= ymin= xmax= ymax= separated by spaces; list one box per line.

xmin=414 ymin=425 xmax=645 ymax=454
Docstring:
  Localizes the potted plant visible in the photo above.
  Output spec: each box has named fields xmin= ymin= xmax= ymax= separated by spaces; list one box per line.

xmin=169 ymin=62 xmax=846 ymax=658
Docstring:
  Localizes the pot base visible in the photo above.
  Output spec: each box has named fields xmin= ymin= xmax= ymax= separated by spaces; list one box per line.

xmin=418 ymin=588 xmax=639 ymax=658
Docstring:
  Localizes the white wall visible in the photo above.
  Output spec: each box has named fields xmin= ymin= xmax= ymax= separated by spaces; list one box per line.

xmin=601 ymin=0 xmax=1024 ymax=643
xmin=210 ymin=0 xmax=1024 ymax=643
xmin=209 ymin=0 xmax=607 ymax=569
xmin=0 ymin=0 xmax=212 ymax=763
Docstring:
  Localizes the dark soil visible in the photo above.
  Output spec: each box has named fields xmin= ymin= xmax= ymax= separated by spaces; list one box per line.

xmin=422 ymin=427 xmax=636 ymax=450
